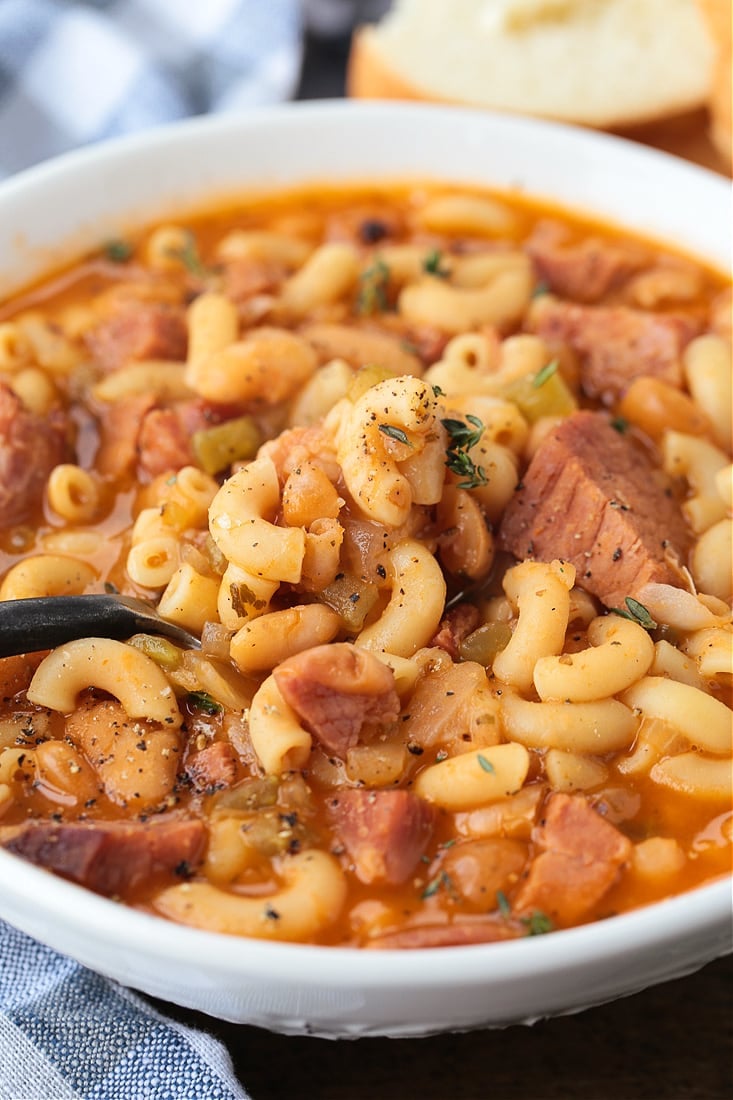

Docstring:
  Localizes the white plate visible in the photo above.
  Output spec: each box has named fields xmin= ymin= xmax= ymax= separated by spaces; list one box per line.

xmin=0 ymin=101 xmax=730 ymax=1038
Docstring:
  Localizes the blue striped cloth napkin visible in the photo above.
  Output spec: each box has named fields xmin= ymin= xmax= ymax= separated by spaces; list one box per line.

xmin=1 ymin=920 xmax=248 ymax=1100
xmin=0 ymin=2 xmax=302 ymax=1094
xmin=0 ymin=0 xmax=303 ymax=178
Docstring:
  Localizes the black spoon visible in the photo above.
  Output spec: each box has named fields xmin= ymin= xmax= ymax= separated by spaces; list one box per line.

xmin=0 ymin=594 xmax=201 ymax=658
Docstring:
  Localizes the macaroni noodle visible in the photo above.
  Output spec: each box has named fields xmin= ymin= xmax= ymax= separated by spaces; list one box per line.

xmin=0 ymin=179 xmax=728 ymax=949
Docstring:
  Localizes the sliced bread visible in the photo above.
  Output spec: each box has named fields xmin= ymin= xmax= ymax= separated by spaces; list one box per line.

xmin=348 ymin=0 xmax=716 ymax=130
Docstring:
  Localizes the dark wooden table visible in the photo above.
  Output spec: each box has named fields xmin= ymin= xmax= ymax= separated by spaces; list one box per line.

xmin=159 ymin=30 xmax=733 ymax=1099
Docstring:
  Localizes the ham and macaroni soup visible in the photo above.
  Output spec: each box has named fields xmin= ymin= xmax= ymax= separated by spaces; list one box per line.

xmin=0 ymin=183 xmax=730 ymax=948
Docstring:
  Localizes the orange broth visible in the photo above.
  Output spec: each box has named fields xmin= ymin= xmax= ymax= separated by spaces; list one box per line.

xmin=0 ymin=182 xmax=729 ymax=948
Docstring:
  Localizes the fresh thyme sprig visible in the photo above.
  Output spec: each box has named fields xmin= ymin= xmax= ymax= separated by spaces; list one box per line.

xmin=441 ymin=415 xmax=484 ymax=451
xmin=166 ymin=231 xmax=213 ymax=279
xmin=441 ymin=414 xmax=489 ymax=489
xmin=521 ymin=910 xmax=554 ymax=936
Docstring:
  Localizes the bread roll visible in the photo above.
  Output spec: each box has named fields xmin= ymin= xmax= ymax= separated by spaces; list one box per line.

xmin=348 ymin=0 xmax=715 ymax=130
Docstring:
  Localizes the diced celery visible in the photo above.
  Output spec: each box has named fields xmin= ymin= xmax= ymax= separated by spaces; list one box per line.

xmin=458 ymin=622 xmax=512 ymax=666
xmin=212 ymin=775 xmax=279 ymax=814
xmin=127 ymin=633 xmax=183 ymax=671
xmin=192 ymin=416 xmax=261 ymax=475
xmin=321 ymin=574 xmax=380 ymax=631
xmin=502 ymin=367 xmax=576 ymax=424
xmin=347 ymin=363 xmax=399 ymax=402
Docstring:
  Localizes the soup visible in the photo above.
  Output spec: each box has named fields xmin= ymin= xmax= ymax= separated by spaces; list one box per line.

xmin=0 ymin=182 xmax=730 ymax=948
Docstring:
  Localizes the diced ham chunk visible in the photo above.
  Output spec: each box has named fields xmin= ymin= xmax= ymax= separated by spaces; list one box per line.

xmin=403 ymin=325 xmax=451 ymax=367
xmin=99 ymin=396 xmax=241 ymax=479
xmin=273 ymin=644 xmax=400 ymax=757
xmin=429 ymin=603 xmax=481 ymax=660
xmin=513 ymin=792 xmax=632 ymax=927
xmin=2 ymin=816 xmax=205 ymax=896
xmin=498 ymin=410 xmax=692 ymax=608
xmin=222 ymin=257 xmax=286 ymax=302
xmin=85 ymin=302 xmax=187 ymax=372
xmin=328 ymin=788 xmax=435 ymax=885
xmin=528 ymin=295 xmax=699 ymax=402
xmin=0 ymin=654 xmax=45 ymax=700
xmin=138 ymin=407 xmax=194 ymax=476
xmin=95 ymin=393 xmax=156 ymax=478
xmin=0 ymin=383 xmax=70 ymax=525
xmin=184 ymin=741 xmax=238 ymax=793
xmin=401 ymin=661 xmax=489 ymax=749
xmin=137 ymin=398 xmax=246 ymax=477
xmin=526 ymin=220 xmax=646 ymax=303
xmin=366 ymin=918 xmax=520 ymax=949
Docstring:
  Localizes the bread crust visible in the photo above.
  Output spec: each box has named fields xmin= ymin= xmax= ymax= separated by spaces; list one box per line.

xmin=346 ymin=27 xmax=438 ymax=104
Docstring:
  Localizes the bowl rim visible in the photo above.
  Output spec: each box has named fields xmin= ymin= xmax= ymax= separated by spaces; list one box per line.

xmin=0 ymin=100 xmax=730 ymax=1006
xmin=0 ymin=847 xmax=730 ymax=982
xmin=2 ymin=98 xmax=729 ymax=191
xmin=0 ymin=100 xmax=730 ymax=295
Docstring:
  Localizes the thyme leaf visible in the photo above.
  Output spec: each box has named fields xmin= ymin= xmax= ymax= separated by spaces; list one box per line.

xmin=103 ymin=239 xmax=133 ymax=263
xmin=477 ymin=753 xmax=495 ymax=774
xmin=357 ymin=259 xmax=390 ymax=315
xmin=421 ymin=871 xmax=446 ymax=899
xmin=187 ymin=690 xmax=223 ymax=715
xmin=496 ymin=890 xmax=512 ymax=919
xmin=610 ymin=597 xmax=658 ymax=631
xmin=166 ymin=232 xmax=211 ymax=279
xmin=422 ymin=249 xmax=450 ymax=278
xmin=230 ymin=583 xmax=267 ymax=616
xmin=378 ymin=423 xmax=412 ymax=447
xmin=532 ymin=358 xmax=559 ymax=388
xmin=441 ymin=414 xmax=485 ymax=451
xmin=521 ymin=910 xmax=554 ymax=936
xmin=421 ymin=870 xmax=458 ymax=901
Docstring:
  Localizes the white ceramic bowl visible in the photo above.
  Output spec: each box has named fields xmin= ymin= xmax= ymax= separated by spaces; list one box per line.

xmin=0 ymin=102 xmax=730 ymax=1038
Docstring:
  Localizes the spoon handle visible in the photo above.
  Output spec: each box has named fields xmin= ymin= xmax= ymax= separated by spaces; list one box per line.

xmin=0 ymin=594 xmax=199 ymax=658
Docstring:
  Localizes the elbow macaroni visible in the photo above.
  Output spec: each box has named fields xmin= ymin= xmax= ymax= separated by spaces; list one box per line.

xmin=336 ymin=376 xmax=446 ymax=527
xmin=27 ymin=638 xmax=183 ymax=728
xmin=357 ymin=540 xmax=447 ymax=657
xmin=0 ymin=178 xmax=729 ymax=948
xmin=248 ymin=674 xmax=312 ymax=774
xmin=209 ymin=455 xmax=305 ymax=582
xmin=492 ymin=560 xmax=575 ymax=692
